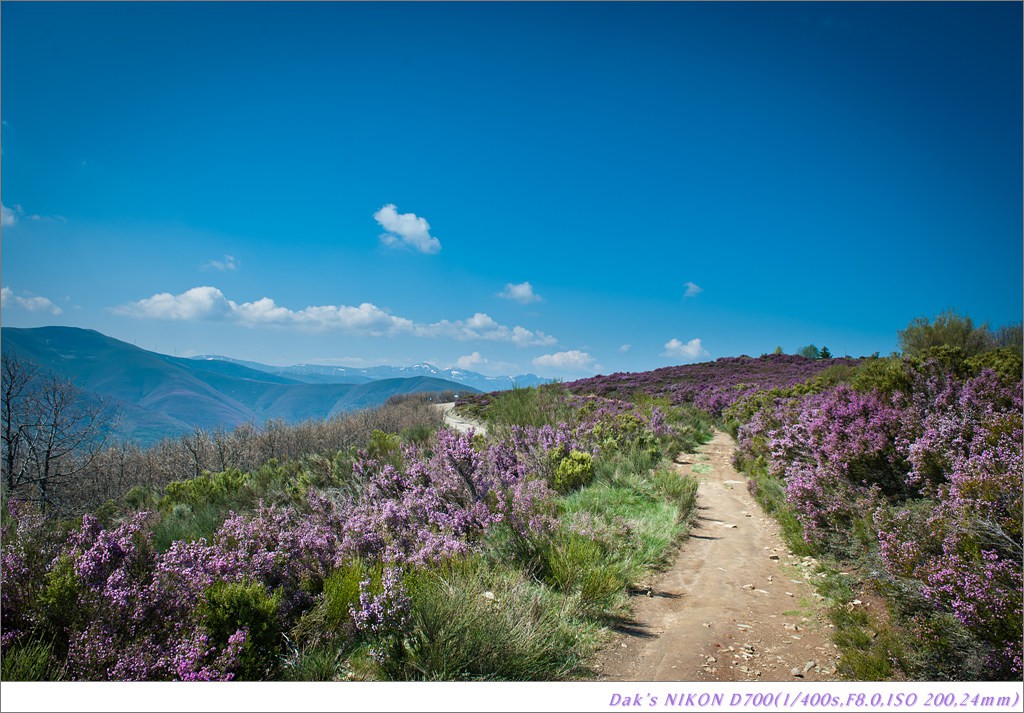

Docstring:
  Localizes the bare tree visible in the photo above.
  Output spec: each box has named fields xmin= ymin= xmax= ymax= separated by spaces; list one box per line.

xmin=180 ymin=426 xmax=212 ymax=480
xmin=2 ymin=352 xmax=38 ymax=493
xmin=15 ymin=368 xmax=112 ymax=512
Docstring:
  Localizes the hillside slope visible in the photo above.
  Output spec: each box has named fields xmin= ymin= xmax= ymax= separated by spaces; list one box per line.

xmin=1 ymin=326 xmax=477 ymax=444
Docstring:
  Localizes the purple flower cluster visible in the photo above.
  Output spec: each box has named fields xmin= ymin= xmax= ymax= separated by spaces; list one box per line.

xmin=759 ymin=385 xmax=909 ymax=546
xmin=567 ymin=354 xmax=860 ymax=417
xmin=876 ymin=370 xmax=1022 ymax=676
xmin=733 ymin=364 xmax=1022 ymax=676
xmin=337 ymin=429 xmax=558 ymax=565
xmin=0 ymin=500 xmax=342 ymax=680
xmin=349 ymin=567 xmax=412 ymax=663
xmin=2 ymin=423 xmax=573 ymax=679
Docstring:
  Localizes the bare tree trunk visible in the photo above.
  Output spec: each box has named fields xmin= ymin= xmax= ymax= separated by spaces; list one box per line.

xmin=2 ymin=353 xmax=38 ymax=494
xmin=15 ymin=368 xmax=111 ymax=514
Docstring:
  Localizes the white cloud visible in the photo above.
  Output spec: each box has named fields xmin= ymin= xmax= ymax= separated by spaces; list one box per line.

xmin=683 ymin=281 xmax=703 ymax=298
xmin=113 ymin=286 xmax=412 ymax=335
xmin=1 ymin=286 xmax=63 ymax=315
xmin=663 ymin=337 xmax=709 ymax=361
xmin=532 ymin=350 xmax=597 ymax=371
xmin=1 ymin=204 xmax=18 ymax=227
xmin=619 ymin=343 xmax=632 ymax=353
xmin=202 ymin=254 xmax=238 ymax=272
xmin=497 ymin=281 xmax=542 ymax=304
xmin=1 ymin=203 xmax=65 ymax=225
xmin=453 ymin=351 xmax=518 ymax=376
xmin=456 ymin=352 xmax=485 ymax=369
xmin=113 ymin=286 xmax=235 ymax=321
xmin=113 ymin=287 xmax=555 ymax=345
xmin=27 ymin=213 xmax=66 ymax=223
xmin=419 ymin=312 xmax=556 ymax=347
xmin=374 ymin=203 xmax=441 ymax=255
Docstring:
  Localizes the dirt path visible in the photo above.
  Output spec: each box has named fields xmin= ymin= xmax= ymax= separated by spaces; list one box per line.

xmin=591 ymin=429 xmax=841 ymax=682
xmin=433 ymin=402 xmax=488 ymax=437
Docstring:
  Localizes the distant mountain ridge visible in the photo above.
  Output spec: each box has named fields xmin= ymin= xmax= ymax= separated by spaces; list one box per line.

xmin=1 ymin=327 xmax=481 ymax=446
xmin=189 ymin=355 xmax=552 ymax=392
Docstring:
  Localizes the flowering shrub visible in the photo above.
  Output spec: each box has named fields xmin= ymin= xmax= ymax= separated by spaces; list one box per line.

xmin=768 ymin=386 xmax=910 ymax=551
xmin=349 ymin=567 xmax=413 ymax=663
xmin=2 ymin=371 xmax=714 ymax=681
xmin=566 ymin=354 xmax=861 ymax=418
xmin=876 ymin=369 xmax=1023 ymax=677
xmin=2 ymin=504 xmax=333 ymax=680
xmin=731 ymin=358 xmax=1023 ymax=678
xmin=199 ymin=581 xmax=281 ymax=679
xmin=336 ymin=429 xmax=557 ymax=565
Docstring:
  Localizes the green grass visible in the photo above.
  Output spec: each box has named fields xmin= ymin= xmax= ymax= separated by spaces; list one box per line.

xmin=344 ymin=439 xmax=707 ymax=681
xmin=744 ymin=472 xmax=814 ymax=557
xmin=649 ymin=465 xmax=699 ymax=512
xmin=375 ymin=557 xmax=602 ymax=681
xmin=562 ymin=462 xmax=699 ymax=571
xmin=282 ymin=646 xmax=342 ymax=681
xmin=482 ymin=384 xmax=574 ymax=429
xmin=151 ymin=501 xmax=229 ymax=551
xmin=1 ymin=639 xmax=66 ymax=681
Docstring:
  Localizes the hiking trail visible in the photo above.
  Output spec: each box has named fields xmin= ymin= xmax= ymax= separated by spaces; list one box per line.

xmin=592 ymin=429 xmax=843 ymax=682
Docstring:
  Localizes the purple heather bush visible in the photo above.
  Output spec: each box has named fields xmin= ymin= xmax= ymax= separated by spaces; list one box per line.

xmin=337 ymin=429 xmax=558 ymax=565
xmin=349 ymin=567 xmax=413 ymax=663
xmin=876 ymin=368 xmax=1023 ymax=677
xmin=767 ymin=385 xmax=910 ymax=550
xmin=567 ymin=354 xmax=861 ymax=418
xmin=731 ymin=359 xmax=1022 ymax=677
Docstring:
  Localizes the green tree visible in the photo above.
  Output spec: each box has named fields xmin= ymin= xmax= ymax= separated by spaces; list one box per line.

xmin=897 ymin=309 xmax=993 ymax=358
xmin=772 ymin=346 xmax=784 ymax=355
xmin=819 ymin=346 xmax=832 ymax=359
xmin=796 ymin=344 xmax=820 ymax=359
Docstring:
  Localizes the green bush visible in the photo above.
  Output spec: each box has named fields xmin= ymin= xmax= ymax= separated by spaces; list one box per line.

xmin=293 ymin=451 xmax=357 ymax=496
xmin=366 ymin=430 xmax=403 ymax=469
xmin=401 ymin=422 xmax=435 ymax=446
xmin=552 ymin=450 xmax=594 ymax=494
xmin=199 ymin=580 xmax=282 ymax=680
xmin=966 ymin=346 xmax=1023 ymax=382
xmin=122 ymin=485 xmax=159 ymax=511
xmin=848 ymin=356 xmax=913 ymax=395
xmin=292 ymin=558 xmax=378 ymax=652
xmin=320 ymin=560 xmax=374 ymax=637
xmin=282 ymin=646 xmax=341 ymax=681
xmin=482 ymin=384 xmax=572 ymax=429
xmin=37 ymin=555 xmax=83 ymax=656
xmin=650 ymin=467 xmax=698 ymax=514
xmin=542 ymin=530 xmax=630 ymax=616
xmin=162 ymin=468 xmax=251 ymax=510
xmin=897 ymin=309 xmax=993 ymax=359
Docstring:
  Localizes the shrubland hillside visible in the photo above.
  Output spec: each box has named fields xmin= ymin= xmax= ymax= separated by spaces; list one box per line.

xmin=1 ymin=312 xmax=1019 ymax=683
xmin=1 ymin=326 xmax=477 ymax=444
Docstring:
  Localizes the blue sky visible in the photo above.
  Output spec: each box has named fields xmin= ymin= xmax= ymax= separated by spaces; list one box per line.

xmin=2 ymin=1 xmax=1021 ymax=379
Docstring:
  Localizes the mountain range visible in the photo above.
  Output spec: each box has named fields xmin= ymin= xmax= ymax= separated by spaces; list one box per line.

xmin=188 ymin=355 xmax=551 ymax=392
xmin=1 ymin=326 xmax=511 ymax=445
